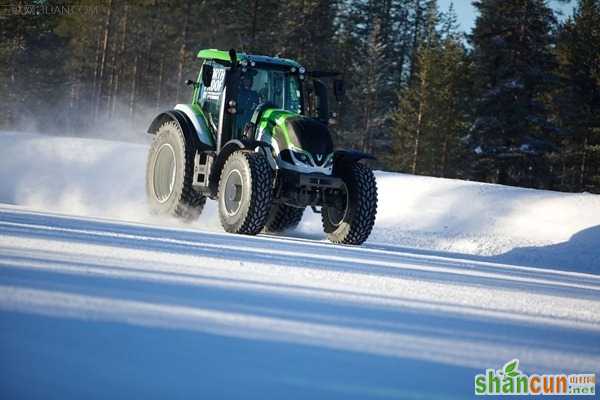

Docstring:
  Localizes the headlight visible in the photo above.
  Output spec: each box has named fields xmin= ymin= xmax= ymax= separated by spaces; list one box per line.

xmin=299 ymin=66 xmax=306 ymax=74
xmin=292 ymin=150 xmax=312 ymax=166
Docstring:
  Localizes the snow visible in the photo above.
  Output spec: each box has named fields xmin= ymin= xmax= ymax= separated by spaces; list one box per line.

xmin=1 ymin=131 xmax=598 ymax=272
xmin=0 ymin=131 xmax=599 ymax=398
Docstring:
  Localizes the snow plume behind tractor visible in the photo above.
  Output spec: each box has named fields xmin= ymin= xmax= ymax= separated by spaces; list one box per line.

xmin=0 ymin=131 xmax=221 ymax=230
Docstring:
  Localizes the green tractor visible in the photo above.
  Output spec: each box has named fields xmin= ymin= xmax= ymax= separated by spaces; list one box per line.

xmin=145 ymin=49 xmax=377 ymax=245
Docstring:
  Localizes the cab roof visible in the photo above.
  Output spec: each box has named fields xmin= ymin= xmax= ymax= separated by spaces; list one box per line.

xmin=197 ymin=49 xmax=301 ymax=69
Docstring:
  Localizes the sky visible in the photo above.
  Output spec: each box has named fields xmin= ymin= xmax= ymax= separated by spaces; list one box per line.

xmin=437 ymin=0 xmax=576 ymax=32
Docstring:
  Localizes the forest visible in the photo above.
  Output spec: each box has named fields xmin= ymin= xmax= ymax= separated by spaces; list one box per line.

xmin=1 ymin=0 xmax=599 ymax=193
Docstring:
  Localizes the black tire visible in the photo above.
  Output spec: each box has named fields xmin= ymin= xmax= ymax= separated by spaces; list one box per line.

xmin=146 ymin=120 xmax=206 ymax=221
xmin=264 ymin=204 xmax=305 ymax=233
xmin=322 ymin=162 xmax=378 ymax=245
xmin=217 ymin=151 xmax=273 ymax=234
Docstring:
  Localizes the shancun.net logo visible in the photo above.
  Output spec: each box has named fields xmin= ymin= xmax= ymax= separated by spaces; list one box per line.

xmin=474 ymin=359 xmax=596 ymax=396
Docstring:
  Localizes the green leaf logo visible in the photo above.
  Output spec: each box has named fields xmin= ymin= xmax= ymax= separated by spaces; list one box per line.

xmin=503 ymin=359 xmax=520 ymax=378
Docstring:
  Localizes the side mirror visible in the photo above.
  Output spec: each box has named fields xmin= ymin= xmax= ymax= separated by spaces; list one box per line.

xmin=313 ymin=80 xmax=329 ymax=123
xmin=201 ymin=65 xmax=213 ymax=87
xmin=228 ymin=48 xmax=238 ymax=66
xmin=185 ymin=79 xmax=196 ymax=87
xmin=333 ymin=79 xmax=345 ymax=101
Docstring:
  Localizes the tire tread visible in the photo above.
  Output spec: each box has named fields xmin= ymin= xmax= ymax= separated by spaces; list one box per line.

xmin=264 ymin=205 xmax=304 ymax=233
xmin=218 ymin=151 xmax=273 ymax=235
xmin=146 ymin=120 xmax=206 ymax=221
xmin=322 ymin=163 xmax=377 ymax=245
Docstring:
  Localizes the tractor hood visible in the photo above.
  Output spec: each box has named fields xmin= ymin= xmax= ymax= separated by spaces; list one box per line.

xmin=282 ymin=116 xmax=333 ymax=164
xmin=256 ymin=109 xmax=334 ymax=172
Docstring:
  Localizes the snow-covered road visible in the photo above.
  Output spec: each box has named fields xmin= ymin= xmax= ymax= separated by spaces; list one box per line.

xmin=1 ymin=206 xmax=599 ymax=398
xmin=1 ymin=132 xmax=599 ymax=398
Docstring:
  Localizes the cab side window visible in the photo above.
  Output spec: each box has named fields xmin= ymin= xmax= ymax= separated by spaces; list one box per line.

xmin=199 ymin=64 xmax=226 ymax=130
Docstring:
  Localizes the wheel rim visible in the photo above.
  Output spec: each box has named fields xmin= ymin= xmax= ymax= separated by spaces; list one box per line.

xmin=153 ymin=143 xmax=177 ymax=203
xmin=223 ymin=169 xmax=243 ymax=215
xmin=326 ymin=184 xmax=349 ymax=226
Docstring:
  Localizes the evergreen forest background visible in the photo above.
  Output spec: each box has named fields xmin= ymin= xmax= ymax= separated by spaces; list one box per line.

xmin=1 ymin=0 xmax=599 ymax=193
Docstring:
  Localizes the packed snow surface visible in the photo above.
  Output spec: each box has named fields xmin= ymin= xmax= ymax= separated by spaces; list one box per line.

xmin=0 ymin=131 xmax=599 ymax=398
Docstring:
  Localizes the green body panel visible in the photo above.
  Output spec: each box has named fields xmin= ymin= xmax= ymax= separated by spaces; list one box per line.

xmin=257 ymin=108 xmax=334 ymax=168
xmin=256 ymin=109 xmax=297 ymax=151
xmin=197 ymin=49 xmax=232 ymax=62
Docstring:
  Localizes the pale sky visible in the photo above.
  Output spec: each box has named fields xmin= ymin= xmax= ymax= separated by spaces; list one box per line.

xmin=438 ymin=0 xmax=576 ymax=32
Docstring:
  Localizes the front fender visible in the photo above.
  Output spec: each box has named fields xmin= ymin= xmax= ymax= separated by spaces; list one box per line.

xmin=208 ymin=139 xmax=273 ymax=197
xmin=332 ymin=150 xmax=376 ymax=175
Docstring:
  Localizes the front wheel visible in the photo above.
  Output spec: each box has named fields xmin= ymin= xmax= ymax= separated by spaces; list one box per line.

xmin=322 ymin=163 xmax=378 ymax=245
xmin=217 ymin=151 xmax=273 ymax=234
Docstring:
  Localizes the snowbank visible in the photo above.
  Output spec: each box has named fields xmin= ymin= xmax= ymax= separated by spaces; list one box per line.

xmin=368 ymin=172 xmax=600 ymax=272
xmin=0 ymin=131 xmax=598 ymax=272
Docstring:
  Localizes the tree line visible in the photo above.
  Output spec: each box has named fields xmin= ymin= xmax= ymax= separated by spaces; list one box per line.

xmin=1 ymin=0 xmax=599 ymax=193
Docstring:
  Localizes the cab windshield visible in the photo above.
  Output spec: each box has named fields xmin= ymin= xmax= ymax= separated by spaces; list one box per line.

xmin=235 ymin=67 xmax=302 ymax=134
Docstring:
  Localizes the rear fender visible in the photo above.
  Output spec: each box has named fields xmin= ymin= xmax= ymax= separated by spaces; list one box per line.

xmin=174 ymin=104 xmax=214 ymax=147
xmin=147 ymin=108 xmax=213 ymax=148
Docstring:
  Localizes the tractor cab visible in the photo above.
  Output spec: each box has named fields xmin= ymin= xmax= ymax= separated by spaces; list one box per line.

xmin=194 ymin=49 xmax=343 ymax=151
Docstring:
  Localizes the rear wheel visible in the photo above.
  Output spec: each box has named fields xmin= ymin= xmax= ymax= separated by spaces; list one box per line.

xmin=218 ymin=151 xmax=273 ymax=234
xmin=264 ymin=204 xmax=304 ymax=233
xmin=146 ymin=121 xmax=206 ymax=221
xmin=322 ymin=162 xmax=377 ymax=245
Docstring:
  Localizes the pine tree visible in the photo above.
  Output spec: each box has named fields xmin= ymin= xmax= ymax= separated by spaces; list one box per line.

xmin=469 ymin=0 xmax=558 ymax=188
xmin=277 ymin=0 xmax=337 ymax=68
xmin=0 ymin=1 xmax=69 ymax=131
xmin=334 ymin=0 xmax=420 ymax=161
xmin=391 ymin=1 xmax=471 ymax=176
xmin=407 ymin=0 xmax=438 ymax=84
xmin=554 ymin=0 xmax=600 ymax=193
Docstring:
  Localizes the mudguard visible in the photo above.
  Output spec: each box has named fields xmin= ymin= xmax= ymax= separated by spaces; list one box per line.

xmin=174 ymin=104 xmax=214 ymax=147
xmin=208 ymin=139 xmax=273 ymax=196
xmin=244 ymin=102 xmax=278 ymax=139
xmin=332 ymin=150 xmax=375 ymax=175
xmin=147 ymin=108 xmax=214 ymax=148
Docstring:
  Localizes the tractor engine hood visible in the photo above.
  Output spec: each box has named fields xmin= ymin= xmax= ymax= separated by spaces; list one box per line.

xmin=256 ymin=109 xmax=334 ymax=171
xmin=283 ymin=116 xmax=333 ymax=165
